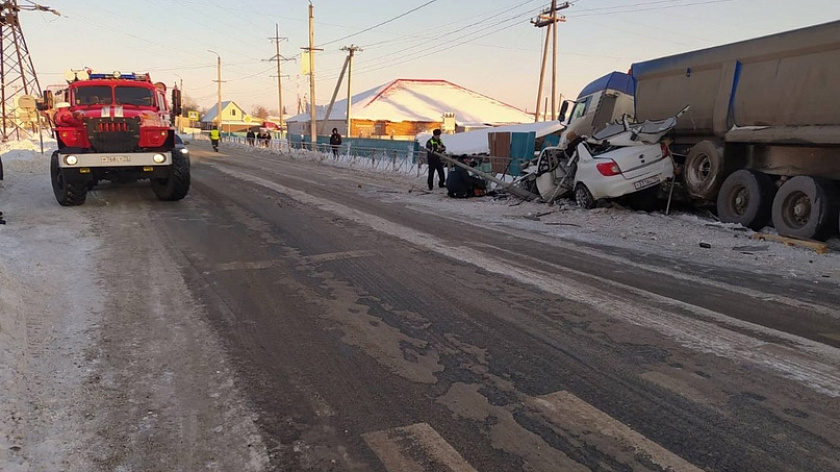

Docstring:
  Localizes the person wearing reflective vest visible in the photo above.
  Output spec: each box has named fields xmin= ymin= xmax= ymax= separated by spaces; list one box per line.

xmin=209 ymin=128 xmax=220 ymax=149
xmin=425 ymin=128 xmax=446 ymax=191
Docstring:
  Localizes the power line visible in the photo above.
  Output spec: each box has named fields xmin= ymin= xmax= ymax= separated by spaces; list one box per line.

xmin=319 ymin=3 xmax=539 ymax=82
xmin=317 ymin=0 xmax=440 ymax=48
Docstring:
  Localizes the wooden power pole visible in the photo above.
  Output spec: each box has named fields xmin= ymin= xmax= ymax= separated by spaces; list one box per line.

xmin=531 ymin=1 xmax=569 ymax=122
xmin=269 ymin=24 xmax=288 ymax=134
xmin=302 ymin=2 xmax=322 ymax=150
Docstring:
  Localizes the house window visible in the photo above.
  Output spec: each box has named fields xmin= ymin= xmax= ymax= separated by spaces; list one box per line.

xmin=231 ymin=109 xmax=237 ymax=116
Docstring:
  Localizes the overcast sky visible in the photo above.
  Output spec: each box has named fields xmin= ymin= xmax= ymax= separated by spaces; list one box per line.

xmin=20 ymin=0 xmax=840 ymax=116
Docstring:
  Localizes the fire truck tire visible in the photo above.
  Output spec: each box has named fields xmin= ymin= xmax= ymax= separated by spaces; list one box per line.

xmin=151 ymin=151 xmax=190 ymax=201
xmin=50 ymin=151 xmax=87 ymax=206
xmin=771 ymin=176 xmax=839 ymax=241
xmin=716 ymin=169 xmax=776 ymax=230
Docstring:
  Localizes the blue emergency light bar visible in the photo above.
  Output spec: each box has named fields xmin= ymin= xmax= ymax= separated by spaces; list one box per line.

xmin=88 ymin=72 xmax=149 ymax=81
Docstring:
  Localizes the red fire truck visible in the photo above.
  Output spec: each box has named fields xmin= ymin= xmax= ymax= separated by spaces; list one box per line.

xmin=45 ymin=70 xmax=189 ymax=205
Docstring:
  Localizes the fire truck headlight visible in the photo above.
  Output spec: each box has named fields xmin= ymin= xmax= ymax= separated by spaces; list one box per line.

xmin=152 ymin=153 xmax=166 ymax=164
xmin=64 ymin=155 xmax=78 ymax=166
xmin=179 ymin=148 xmax=189 ymax=155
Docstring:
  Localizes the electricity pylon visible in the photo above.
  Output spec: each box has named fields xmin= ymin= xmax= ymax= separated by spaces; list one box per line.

xmin=0 ymin=1 xmax=59 ymax=141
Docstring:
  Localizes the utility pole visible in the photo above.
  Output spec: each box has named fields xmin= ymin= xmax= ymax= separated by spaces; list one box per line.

xmin=207 ymin=49 xmax=223 ymax=130
xmin=269 ymin=24 xmax=288 ymax=134
xmin=342 ymin=45 xmax=361 ymax=137
xmin=302 ymin=2 xmax=322 ymax=150
xmin=319 ymin=44 xmax=362 ymax=136
xmin=531 ymin=1 xmax=569 ymax=122
xmin=0 ymin=1 xmax=59 ymax=141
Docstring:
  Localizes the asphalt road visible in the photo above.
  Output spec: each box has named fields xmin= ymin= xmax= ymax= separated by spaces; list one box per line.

xmin=143 ymin=141 xmax=840 ymax=471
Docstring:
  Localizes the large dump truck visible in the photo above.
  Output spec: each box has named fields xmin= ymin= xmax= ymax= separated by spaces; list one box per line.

xmin=630 ymin=20 xmax=840 ymax=240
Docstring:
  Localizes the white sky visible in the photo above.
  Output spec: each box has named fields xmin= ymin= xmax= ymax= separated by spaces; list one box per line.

xmin=17 ymin=1 xmax=840 ymax=116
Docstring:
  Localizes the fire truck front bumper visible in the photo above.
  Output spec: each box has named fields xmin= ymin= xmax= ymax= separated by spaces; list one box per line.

xmin=57 ymin=151 xmax=171 ymax=168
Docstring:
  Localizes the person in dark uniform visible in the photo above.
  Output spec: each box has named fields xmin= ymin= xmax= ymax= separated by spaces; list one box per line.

xmin=425 ymin=128 xmax=446 ymax=191
xmin=446 ymin=155 xmax=486 ymax=198
xmin=246 ymin=129 xmax=256 ymax=146
xmin=330 ymin=128 xmax=342 ymax=157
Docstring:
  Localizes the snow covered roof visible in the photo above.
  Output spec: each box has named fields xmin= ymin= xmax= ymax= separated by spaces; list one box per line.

xmin=417 ymin=121 xmax=565 ymax=155
xmin=201 ymin=100 xmax=244 ymax=123
xmin=287 ymin=79 xmax=534 ymax=126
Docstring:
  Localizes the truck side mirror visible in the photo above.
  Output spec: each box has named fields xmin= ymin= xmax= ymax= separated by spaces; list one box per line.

xmin=558 ymin=101 xmax=569 ymax=122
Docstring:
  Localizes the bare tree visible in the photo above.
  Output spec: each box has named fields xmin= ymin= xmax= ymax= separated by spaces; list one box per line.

xmin=251 ymin=105 xmax=269 ymax=119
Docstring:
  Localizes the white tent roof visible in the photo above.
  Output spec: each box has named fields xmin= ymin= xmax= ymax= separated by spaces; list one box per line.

xmin=287 ymin=79 xmax=533 ymax=126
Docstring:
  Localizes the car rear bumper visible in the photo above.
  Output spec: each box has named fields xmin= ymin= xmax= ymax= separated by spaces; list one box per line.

xmin=590 ymin=159 xmax=674 ymax=199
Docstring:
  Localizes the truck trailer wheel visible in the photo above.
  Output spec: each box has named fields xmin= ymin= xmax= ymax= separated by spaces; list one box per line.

xmin=50 ymin=151 xmax=87 ymax=206
xmin=716 ymin=170 xmax=775 ymax=230
xmin=151 ymin=150 xmax=190 ymax=201
xmin=684 ymin=141 xmax=726 ymax=200
xmin=771 ymin=176 xmax=839 ymax=241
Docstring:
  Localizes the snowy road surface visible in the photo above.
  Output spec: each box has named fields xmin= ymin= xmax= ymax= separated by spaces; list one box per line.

xmin=1 ymin=138 xmax=839 ymax=471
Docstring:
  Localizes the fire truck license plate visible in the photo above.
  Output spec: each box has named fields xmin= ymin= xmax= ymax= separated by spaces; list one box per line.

xmin=633 ymin=174 xmax=660 ymax=190
xmin=101 ymin=155 xmax=131 ymax=164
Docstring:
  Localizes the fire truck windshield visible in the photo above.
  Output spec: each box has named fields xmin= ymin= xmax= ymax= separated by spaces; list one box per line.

xmin=115 ymin=86 xmax=154 ymax=107
xmin=74 ymin=86 xmax=111 ymax=106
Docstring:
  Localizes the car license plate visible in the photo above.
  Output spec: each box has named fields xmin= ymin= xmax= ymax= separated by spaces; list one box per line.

xmin=101 ymin=155 xmax=131 ymax=164
xmin=633 ymin=174 xmax=660 ymax=190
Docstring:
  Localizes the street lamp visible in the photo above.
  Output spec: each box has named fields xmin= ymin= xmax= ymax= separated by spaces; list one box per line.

xmin=207 ymin=49 xmax=222 ymax=132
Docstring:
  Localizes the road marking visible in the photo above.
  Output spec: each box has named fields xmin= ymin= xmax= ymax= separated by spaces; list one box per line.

xmin=208 ymin=164 xmax=840 ymax=398
xmin=213 ymin=260 xmax=282 ymax=272
xmin=211 ymin=250 xmax=375 ymax=272
xmin=363 ymin=423 xmax=480 ymax=472
xmin=305 ymin=249 xmax=378 ymax=264
xmin=531 ymin=391 xmax=706 ymax=472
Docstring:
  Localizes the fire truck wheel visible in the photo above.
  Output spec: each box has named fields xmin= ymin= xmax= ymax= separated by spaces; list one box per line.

xmin=50 ymin=151 xmax=87 ymax=206
xmin=151 ymin=150 xmax=190 ymax=201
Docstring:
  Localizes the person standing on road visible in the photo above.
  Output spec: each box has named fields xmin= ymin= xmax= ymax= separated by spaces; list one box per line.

xmin=246 ymin=129 xmax=256 ymax=146
xmin=425 ymin=128 xmax=446 ymax=191
xmin=330 ymin=128 xmax=342 ymax=157
xmin=209 ymin=127 xmax=220 ymax=150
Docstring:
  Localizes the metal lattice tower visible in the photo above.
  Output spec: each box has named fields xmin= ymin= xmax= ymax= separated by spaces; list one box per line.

xmin=0 ymin=1 xmax=58 ymax=141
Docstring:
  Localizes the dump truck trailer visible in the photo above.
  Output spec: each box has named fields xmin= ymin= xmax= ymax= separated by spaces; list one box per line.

xmin=630 ymin=20 xmax=840 ymax=240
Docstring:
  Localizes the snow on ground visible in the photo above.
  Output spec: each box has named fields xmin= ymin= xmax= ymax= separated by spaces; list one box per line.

xmin=1 ymin=136 xmax=839 ymax=467
xmin=226 ymin=138 xmax=840 ymax=286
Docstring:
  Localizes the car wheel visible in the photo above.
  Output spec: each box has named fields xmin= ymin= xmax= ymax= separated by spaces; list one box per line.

xmin=684 ymin=140 xmax=726 ymax=200
xmin=771 ymin=176 xmax=839 ymax=241
xmin=716 ymin=169 xmax=776 ymax=230
xmin=575 ymin=183 xmax=596 ymax=209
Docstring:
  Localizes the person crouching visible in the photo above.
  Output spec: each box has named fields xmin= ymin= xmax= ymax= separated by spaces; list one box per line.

xmin=446 ymin=155 xmax=487 ymax=198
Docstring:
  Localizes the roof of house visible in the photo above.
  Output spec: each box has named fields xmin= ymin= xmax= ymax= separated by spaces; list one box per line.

xmin=201 ymin=100 xmax=243 ymax=123
xmin=287 ymin=79 xmax=534 ymax=126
